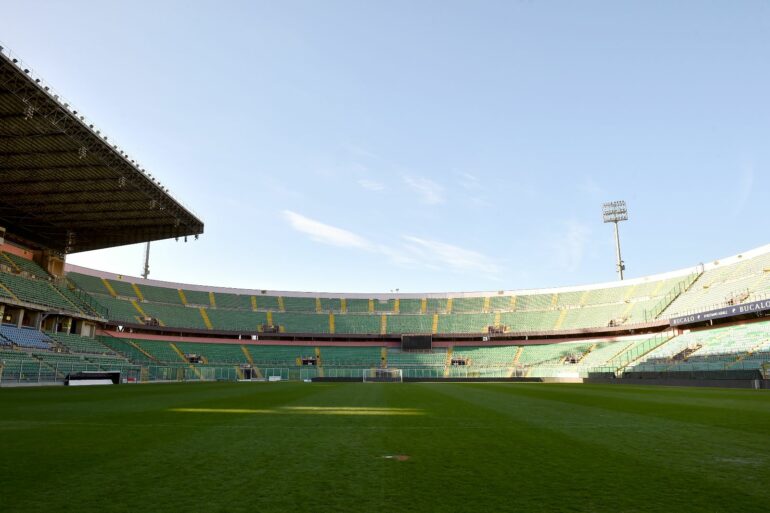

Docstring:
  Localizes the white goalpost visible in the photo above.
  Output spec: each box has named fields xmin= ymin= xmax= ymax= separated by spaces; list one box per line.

xmin=362 ymin=368 xmax=403 ymax=383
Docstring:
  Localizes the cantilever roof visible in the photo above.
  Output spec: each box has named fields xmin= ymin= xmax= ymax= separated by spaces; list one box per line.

xmin=0 ymin=50 xmax=204 ymax=253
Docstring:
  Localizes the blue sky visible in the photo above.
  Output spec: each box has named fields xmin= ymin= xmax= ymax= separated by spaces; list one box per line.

xmin=2 ymin=1 xmax=769 ymax=292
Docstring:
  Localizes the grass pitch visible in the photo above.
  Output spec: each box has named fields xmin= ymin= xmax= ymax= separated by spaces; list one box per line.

xmin=2 ymin=382 xmax=770 ymax=512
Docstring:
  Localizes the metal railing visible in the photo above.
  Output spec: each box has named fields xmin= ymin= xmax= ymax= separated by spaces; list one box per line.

xmin=59 ymin=278 xmax=109 ymax=318
xmin=643 ymin=272 xmax=702 ymax=322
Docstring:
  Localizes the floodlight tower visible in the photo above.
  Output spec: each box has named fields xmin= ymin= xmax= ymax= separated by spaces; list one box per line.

xmin=602 ymin=201 xmax=629 ymax=280
xmin=141 ymin=242 xmax=151 ymax=279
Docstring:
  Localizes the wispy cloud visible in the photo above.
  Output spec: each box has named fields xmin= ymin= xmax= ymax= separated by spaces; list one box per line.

xmin=282 ymin=210 xmax=372 ymax=250
xmin=402 ymin=236 xmax=500 ymax=274
xmin=549 ymin=220 xmax=591 ymax=273
xmin=403 ymin=175 xmax=445 ymax=205
xmin=282 ymin=211 xmax=500 ymax=276
xmin=457 ymin=171 xmax=482 ymax=191
xmin=357 ymin=179 xmax=386 ymax=192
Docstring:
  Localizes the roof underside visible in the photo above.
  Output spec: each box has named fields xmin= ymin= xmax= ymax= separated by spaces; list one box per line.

xmin=0 ymin=52 xmax=204 ymax=254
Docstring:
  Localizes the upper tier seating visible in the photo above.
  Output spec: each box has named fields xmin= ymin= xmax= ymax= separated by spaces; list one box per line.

xmin=386 ymin=314 xmax=433 ymax=334
xmin=273 ymin=312 xmax=330 ymax=333
xmin=398 ymin=299 xmax=422 ymax=314
xmin=63 ymin=263 xmax=696 ymax=335
xmin=438 ymin=313 xmax=494 ymax=334
xmin=345 ymin=299 xmax=370 ymax=313
xmin=90 ymin=296 xmax=143 ymax=325
xmin=182 ymin=289 xmax=210 ymax=306
xmin=107 ymin=279 xmax=138 ymax=298
xmin=0 ymin=282 xmax=13 ymax=300
xmin=334 ymin=314 xmax=381 ymax=334
xmin=663 ymin=252 xmax=770 ymax=317
xmin=207 ymin=309 xmax=267 ymax=331
xmin=254 ymin=295 xmax=281 ymax=310
xmin=1 ymin=252 xmax=50 ymax=278
xmin=139 ymin=303 xmax=208 ymax=330
xmin=318 ymin=297 xmax=342 ymax=312
xmin=137 ymin=283 xmax=183 ymax=304
xmin=282 ymin=297 xmax=317 ymax=312
xmin=214 ymin=292 xmax=252 ymax=310
xmin=0 ymin=272 xmax=80 ymax=312
xmin=452 ymin=297 xmax=485 ymax=313
xmin=67 ymin=272 xmax=112 ymax=295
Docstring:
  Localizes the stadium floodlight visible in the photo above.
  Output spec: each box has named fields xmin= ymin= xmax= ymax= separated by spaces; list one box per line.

xmin=142 ymin=242 xmax=151 ymax=279
xmin=602 ymin=200 xmax=629 ymax=280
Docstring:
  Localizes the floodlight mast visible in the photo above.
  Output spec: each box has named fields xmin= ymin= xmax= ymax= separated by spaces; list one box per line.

xmin=602 ymin=201 xmax=629 ymax=280
xmin=141 ymin=242 xmax=151 ymax=279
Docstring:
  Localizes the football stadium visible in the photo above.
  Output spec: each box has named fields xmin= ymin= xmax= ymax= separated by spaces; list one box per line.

xmin=3 ymin=6 xmax=770 ymax=512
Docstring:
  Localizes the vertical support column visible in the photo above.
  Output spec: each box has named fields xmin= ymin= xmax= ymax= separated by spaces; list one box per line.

xmin=32 ymin=311 xmax=42 ymax=330
xmin=614 ymin=222 xmax=624 ymax=281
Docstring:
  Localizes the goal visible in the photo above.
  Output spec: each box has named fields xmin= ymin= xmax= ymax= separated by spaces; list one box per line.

xmin=363 ymin=368 xmax=403 ymax=383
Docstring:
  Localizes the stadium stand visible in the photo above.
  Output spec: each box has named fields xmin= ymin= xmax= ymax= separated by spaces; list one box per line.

xmin=138 ymin=303 xmax=208 ymax=330
xmin=272 ymin=312 xmax=330 ymax=334
xmin=386 ymin=314 xmax=434 ymax=334
xmin=247 ymin=345 xmax=316 ymax=366
xmin=97 ymin=337 xmax=156 ymax=364
xmin=320 ymin=346 xmax=382 ymax=367
xmin=0 ymin=272 xmax=80 ymax=312
xmin=213 ymin=292 xmax=253 ymax=310
xmin=106 ymin=279 xmax=139 ymax=299
xmin=629 ymin=321 xmax=770 ymax=375
xmin=46 ymin=331 xmax=115 ymax=355
xmin=451 ymin=346 xmax=520 ymax=367
xmin=0 ymin=325 xmax=53 ymax=350
xmin=67 ymin=273 xmax=113 ymax=295
xmin=5 ymin=43 xmax=770 ymax=389
xmin=63 ymin=263 xmax=700 ymax=336
xmin=333 ymin=314 xmax=382 ymax=334
xmin=137 ymin=283 xmax=184 ymax=305
xmin=254 ymin=295 xmax=281 ymax=310
xmin=207 ymin=309 xmax=267 ymax=331
xmin=282 ymin=296 xmax=317 ymax=312
xmin=663 ymin=252 xmax=770 ymax=317
xmin=386 ymin=348 xmax=447 ymax=368
xmin=1 ymin=252 xmax=51 ymax=279
xmin=175 ymin=342 xmax=249 ymax=364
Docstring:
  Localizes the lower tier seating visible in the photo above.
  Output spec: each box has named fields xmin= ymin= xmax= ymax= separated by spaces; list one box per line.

xmin=0 ymin=324 xmax=52 ymax=350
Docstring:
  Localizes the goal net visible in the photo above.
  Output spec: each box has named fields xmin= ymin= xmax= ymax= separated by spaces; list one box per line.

xmin=363 ymin=368 xmax=403 ymax=383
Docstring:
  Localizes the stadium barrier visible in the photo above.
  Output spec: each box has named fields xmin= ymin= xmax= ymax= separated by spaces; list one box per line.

xmin=0 ymin=361 xmax=141 ymax=385
xmin=0 ymin=363 xmax=524 ymax=385
xmin=585 ymin=377 xmax=770 ymax=389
